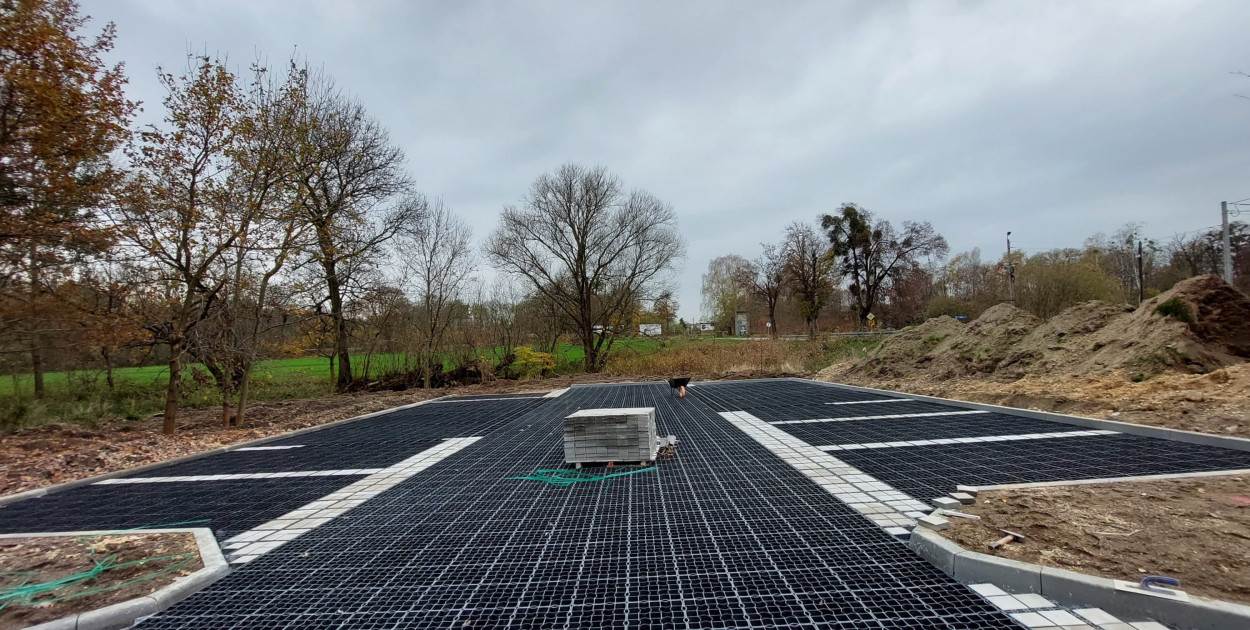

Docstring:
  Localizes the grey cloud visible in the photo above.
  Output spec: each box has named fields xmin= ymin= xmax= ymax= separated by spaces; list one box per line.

xmin=87 ymin=0 xmax=1250 ymax=319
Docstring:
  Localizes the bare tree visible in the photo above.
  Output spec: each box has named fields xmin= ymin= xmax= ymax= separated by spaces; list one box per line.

xmin=821 ymin=203 xmax=948 ymax=325
xmin=485 ymin=164 xmax=685 ymax=372
xmin=289 ymin=68 xmax=417 ymax=391
xmin=398 ymin=200 xmax=473 ymax=388
xmin=782 ymin=222 xmax=835 ymax=336
xmin=733 ymin=243 xmax=786 ymax=338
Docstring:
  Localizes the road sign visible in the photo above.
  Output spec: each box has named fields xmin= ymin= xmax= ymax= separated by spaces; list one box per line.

xmin=866 ymin=313 xmax=875 ymax=321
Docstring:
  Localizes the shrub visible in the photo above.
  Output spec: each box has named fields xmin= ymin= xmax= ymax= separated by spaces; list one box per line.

xmin=512 ymin=346 xmax=554 ymax=380
xmin=1154 ymin=298 xmax=1195 ymax=326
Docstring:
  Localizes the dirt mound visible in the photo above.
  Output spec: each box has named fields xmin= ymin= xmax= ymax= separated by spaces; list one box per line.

xmin=936 ymin=303 xmax=1040 ymax=376
xmin=855 ymin=315 xmax=964 ymax=378
xmin=997 ymin=301 xmax=1131 ymax=377
xmin=845 ymin=275 xmax=1250 ymax=383
xmin=1080 ymin=275 xmax=1250 ymax=377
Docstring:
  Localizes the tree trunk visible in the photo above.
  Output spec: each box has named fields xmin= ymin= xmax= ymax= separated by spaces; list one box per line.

xmin=30 ymin=342 xmax=44 ymax=398
xmin=102 ymin=347 xmax=115 ymax=394
xmin=323 ymin=259 xmax=352 ymax=391
xmin=222 ymin=396 xmax=232 ymax=428
xmin=163 ymin=338 xmax=183 ymax=435
xmin=236 ymin=368 xmax=251 ymax=427
xmin=422 ymin=339 xmax=433 ymax=389
xmin=581 ymin=330 xmax=599 ymax=373
xmin=29 ymin=243 xmax=44 ymax=398
xmin=768 ymin=301 xmax=779 ymax=339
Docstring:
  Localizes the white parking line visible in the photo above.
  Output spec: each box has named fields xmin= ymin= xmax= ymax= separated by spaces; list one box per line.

xmin=221 ymin=437 xmax=481 ymax=564
xmin=234 ymin=445 xmax=305 ymax=451
xmin=94 ymin=469 xmax=382 ymax=484
xmin=819 ymin=429 xmax=1118 ymax=451
xmin=772 ymin=410 xmax=988 ymax=425
xmin=431 ymin=396 xmax=544 ymax=403
xmin=721 ymin=411 xmax=930 ymax=530
xmin=823 ymin=399 xmax=910 ymax=405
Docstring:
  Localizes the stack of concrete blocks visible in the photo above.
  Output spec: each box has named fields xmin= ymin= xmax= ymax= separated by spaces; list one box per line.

xmin=564 ymin=407 xmax=658 ymax=467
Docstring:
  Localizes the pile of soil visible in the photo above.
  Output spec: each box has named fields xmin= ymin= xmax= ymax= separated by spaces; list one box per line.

xmin=0 ymin=532 xmax=202 ymax=630
xmin=846 ymin=275 xmax=1250 ymax=382
xmin=938 ymin=475 xmax=1250 ymax=606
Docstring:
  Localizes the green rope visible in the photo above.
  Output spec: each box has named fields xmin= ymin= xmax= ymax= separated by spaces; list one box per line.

xmin=508 ymin=467 xmax=658 ymax=487
xmin=1 ymin=552 xmax=197 ymax=611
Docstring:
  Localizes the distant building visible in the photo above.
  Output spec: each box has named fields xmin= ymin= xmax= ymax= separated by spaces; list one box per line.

xmin=639 ymin=323 xmax=662 ymax=337
xmin=734 ymin=311 xmax=749 ymax=336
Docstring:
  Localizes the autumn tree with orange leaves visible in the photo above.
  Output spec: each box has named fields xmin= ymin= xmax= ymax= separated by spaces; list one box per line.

xmin=120 ymin=55 xmax=246 ymax=435
xmin=0 ymin=0 xmax=137 ymax=397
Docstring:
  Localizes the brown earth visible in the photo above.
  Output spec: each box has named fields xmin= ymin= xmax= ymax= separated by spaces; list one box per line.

xmin=0 ymin=370 xmax=799 ymax=498
xmin=848 ymin=275 xmax=1250 ymax=382
xmin=0 ymin=532 xmax=202 ymax=630
xmin=938 ymin=475 xmax=1250 ymax=606
xmin=821 ymin=275 xmax=1250 ymax=438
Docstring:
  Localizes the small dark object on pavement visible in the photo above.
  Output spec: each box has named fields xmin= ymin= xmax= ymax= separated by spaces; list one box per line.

xmin=667 ymin=377 xmax=691 ymax=398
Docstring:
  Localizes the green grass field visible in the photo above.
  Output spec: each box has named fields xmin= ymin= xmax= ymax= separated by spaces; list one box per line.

xmin=0 ymin=338 xmax=669 ymax=398
xmin=0 ymin=335 xmax=872 ymax=431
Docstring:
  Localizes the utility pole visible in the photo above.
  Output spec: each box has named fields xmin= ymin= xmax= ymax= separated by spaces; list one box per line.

xmin=1136 ymin=240 xmax=1144 ymax=305
xmin=1223 ymin=201 xmax=1234 ymax=284
xmin=1006 ymin=231 xmax=1015 ymax=304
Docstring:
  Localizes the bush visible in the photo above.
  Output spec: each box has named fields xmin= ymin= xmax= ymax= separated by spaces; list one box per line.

xmin=511 ymin=346 xmax=554 ymax=380
xmin=1154 ymin=298 xmax=1195 ymax=326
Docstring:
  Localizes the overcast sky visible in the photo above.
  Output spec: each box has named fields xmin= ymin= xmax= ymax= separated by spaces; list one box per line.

xmin=87 ymin=0 xmax=1250 ymax=320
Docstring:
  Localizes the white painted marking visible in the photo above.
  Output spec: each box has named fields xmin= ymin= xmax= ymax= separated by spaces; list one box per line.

xmin=94 ymin=469 xmax=376 ymax=485
xmin=234 ymin=445 xmax=305 ymax=451
xmin=221 ymin=436 xmax=481 ymax=564
xmin=544 ymin=388 xmax=569 ymax=398
xmin=721 ymin=411 xmax=929 ymax=531
xmin=816 ymin=429 xmax=1117 ymax=451
xmin=823 ymin=399 xmax=910 ymax=405
xmin=431 ymin=396 xmax=544 ymax=404
xmin=772 ymin=410 xmax=988 ymax=425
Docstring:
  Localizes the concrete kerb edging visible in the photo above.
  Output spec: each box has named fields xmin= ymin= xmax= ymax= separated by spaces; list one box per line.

xmin=908 ymin=527 xmax=1250 ymax=630
xmin=5 ymin=527 xmax=228 ymax=630
xmin=796 ymin=377 xmax=1250 ymax=453
xmin=0 ymin=396 xmax=451 ymax=508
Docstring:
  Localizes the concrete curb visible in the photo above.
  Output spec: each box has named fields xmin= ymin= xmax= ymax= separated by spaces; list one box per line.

xmin=969 ymin=468 xmax=1250 ymax=492
xmin=909 ymin=527 xmax=1250 ymax=630
xmin=6 ymin=527 xmax=228 ymax=630
xmin=797 ymin=377 xmax=1250 ymax=453
xmin=0 ymin=397 xmax=448 ymax=508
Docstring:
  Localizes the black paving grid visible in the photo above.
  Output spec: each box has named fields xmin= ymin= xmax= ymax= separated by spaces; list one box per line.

xmin=127 ymin=397 xmax=544 ymax=476
xmin=695 ymin=378 xmax=1250 ymax=501
xmin=775 ymin=411 xmax=1084 ymax=446
xmin=838 ymin=434 xmax=1250 ymax=500
xmin=0 ymin=477 xmax=352 ymax=540
xmin=0 ymin=394 xmax=544 ymax=541
xmin=134 ymin=383 xmax=1018 ymax=630
xmin=692 ymin=379 xmax=906 ymax=421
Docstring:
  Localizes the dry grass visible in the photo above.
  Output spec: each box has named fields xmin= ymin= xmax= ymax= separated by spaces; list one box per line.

xmin=605 ymin=338 xmax=855 ymax=377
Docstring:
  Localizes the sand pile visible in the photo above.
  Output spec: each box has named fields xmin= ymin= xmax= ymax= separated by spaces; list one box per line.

xmin=849 ymin=275 xmax=1250 ymax=382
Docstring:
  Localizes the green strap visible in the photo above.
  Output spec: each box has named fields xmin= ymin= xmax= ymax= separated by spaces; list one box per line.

xmin=508 ymin=467 xmax=658 ymax=487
